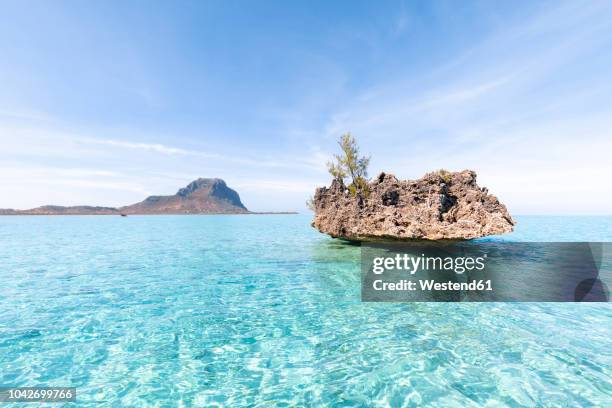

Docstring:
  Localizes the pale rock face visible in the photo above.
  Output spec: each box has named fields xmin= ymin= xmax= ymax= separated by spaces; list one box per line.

xmin=311 ymin=170 xmax=514 ymax=241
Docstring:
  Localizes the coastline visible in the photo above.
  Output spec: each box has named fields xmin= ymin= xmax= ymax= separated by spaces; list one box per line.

xmin=0 ymin=212 xmax=300 ymax=216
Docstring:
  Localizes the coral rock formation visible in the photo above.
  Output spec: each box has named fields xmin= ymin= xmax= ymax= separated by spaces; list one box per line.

xmin=312 ymin=170 xmax=514 ymax=240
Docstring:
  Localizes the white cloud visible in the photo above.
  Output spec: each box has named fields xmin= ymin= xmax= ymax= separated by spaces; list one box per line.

xmin=83 ymin=138 xmax=193 ymax=155
xmin=233 ymin=179 xmax=322 ymax=194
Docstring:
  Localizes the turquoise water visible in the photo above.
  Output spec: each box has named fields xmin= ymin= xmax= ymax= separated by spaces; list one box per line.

xmin=0 ymin=215 xmax=610 ymax=406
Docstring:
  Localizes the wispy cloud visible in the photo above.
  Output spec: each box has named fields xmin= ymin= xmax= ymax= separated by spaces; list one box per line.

xmin=0 ymin=165 xmax=152 ymax=207
xmin=1 ymin=166 xmax=119 ymax=177
xmin=76 ymin=136 xmax=326 ymax=171
xmin=83 ymin=138 xmax=194 ymax=155
xmin=233 ymin=179 xmax=322 ymax=194
xmin=0 ymin=108 xmax=54 ymax=122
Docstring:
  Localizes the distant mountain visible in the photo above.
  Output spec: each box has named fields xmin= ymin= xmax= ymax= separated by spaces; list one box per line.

xmin=1 ymin=178 xmax=251 ymax=215
xmin=0 ymin=205 xmax=118 ymax=215
xmin=121 ymin=178 xmax=248 ymax=214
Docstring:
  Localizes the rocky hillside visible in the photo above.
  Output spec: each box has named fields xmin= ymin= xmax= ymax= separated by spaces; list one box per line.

xmin=121 ymin=178 xmax=248 ymax=214
xmin=1 ymin=178 xmax=249 ymax=215
xmin=312 ymin=170 xmax=514 ymax=240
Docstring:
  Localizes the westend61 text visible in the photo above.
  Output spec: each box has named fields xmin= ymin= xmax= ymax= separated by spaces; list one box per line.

xmin=372 ymin=279 xmax=492 ymax=291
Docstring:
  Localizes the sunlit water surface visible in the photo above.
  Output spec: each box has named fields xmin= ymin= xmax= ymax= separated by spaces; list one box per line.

xmin=0 ymin=215 xmax=610 ymax=406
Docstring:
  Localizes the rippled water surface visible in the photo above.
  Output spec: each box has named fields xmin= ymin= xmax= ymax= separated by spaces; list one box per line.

xmin=0 ymin=215 xmax=610 ymax=406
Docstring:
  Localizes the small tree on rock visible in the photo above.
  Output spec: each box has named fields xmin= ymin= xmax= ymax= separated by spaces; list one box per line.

xmin=327 ymin=133 xmax=370 ymax=198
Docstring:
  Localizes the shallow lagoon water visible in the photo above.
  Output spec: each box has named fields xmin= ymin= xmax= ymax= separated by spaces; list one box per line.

xmin=0 ymin=215 xmax=610 ymax=406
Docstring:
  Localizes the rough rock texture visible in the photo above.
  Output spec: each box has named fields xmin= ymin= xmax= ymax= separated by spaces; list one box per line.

xmin=312 ymin=170 xmax=514 ymax=240
xmin=1 ymin=178 xmax=250 ymax=215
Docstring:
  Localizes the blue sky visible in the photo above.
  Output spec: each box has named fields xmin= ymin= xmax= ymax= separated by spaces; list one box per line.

xmin=1 ymin=0 xmax=611 ymax=213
